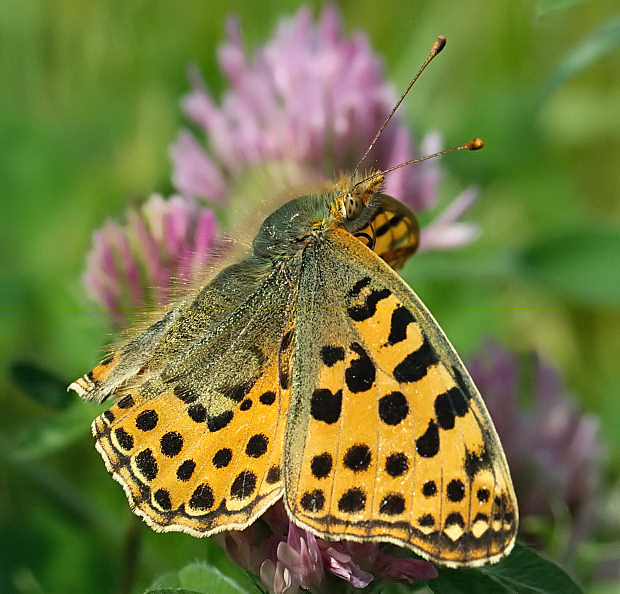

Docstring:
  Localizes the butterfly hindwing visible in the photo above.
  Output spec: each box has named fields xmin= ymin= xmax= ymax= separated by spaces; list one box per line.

xmin=92 ymin=265 xmax=296 ymax=535
xmin=284 ymin=228 xmax=517 ymax=567
xmin=348 ymin=194 xmax=419 ymax=270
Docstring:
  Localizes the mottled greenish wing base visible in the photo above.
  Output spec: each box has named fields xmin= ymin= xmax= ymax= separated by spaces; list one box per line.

xmin=69 ymin=304 xmax=186 ymax=403
xmin=284 ymin=228 xmax=517 ymax=567
xmin=70 ymin=257 xmax=275 ymax=404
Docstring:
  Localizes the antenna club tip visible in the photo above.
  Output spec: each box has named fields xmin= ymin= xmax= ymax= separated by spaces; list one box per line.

xmin=434 ymin=35 xmax=447 ymax=53
xmin=466 ymin=138 xmax=484 ymax=150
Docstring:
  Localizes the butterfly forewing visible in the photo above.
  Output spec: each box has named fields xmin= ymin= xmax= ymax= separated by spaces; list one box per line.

xmin=285 ymin=228 xmax=517 ymax=566
xmin=92 ymin=266 xmax=295 ymax=536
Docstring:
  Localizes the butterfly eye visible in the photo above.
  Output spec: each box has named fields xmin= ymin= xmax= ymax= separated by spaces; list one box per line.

xmin=342 ymin=192 xmax=364 ymax=221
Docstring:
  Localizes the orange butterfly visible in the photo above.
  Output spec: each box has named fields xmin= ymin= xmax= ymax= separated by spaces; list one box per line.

xmin=70 ymin=36 xmax=517 ymax=568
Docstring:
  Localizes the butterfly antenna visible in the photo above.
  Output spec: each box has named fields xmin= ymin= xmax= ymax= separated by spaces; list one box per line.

xmin=353 ymin=138 xmax=484 ymax=190
xmin=352 ymin=35 xmax=447 ymax=178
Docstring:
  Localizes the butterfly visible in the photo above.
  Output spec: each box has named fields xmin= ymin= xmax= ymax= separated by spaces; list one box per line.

xmin=70 ymin=158 xmax=518 ymax=567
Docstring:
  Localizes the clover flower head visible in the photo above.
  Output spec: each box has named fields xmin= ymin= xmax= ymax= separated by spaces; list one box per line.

xmin=469 ymin=339 xmax=602 ymax=546
xmin=84 ymin=6 xmax=482 ymax=322
xmin=217 ymin=500 xmax=436 ymax=593
xmin=171 ymin=5 xmax=478 ymax=249
xmin=83 ymin=194 xmax=216 ymax=325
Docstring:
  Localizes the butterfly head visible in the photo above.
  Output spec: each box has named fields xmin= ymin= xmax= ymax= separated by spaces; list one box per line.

xmin=331 ymin=171 xmax=385 ymax=221
xmin=252 ymin=172 xmax=385 ymax=262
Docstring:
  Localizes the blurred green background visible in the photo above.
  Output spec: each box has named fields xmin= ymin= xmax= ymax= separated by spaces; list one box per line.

xmin=2 ymin=0 xmax=619 ymax=592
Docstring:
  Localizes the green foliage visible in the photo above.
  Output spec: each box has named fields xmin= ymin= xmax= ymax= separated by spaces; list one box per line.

xmin=141 ymin=544 xmax=582 ymax=594
xmin=538 ymin=17 xmax=620 ymax=103
xmin=519 ymin=226 xmax=620 ymax=305
xmin=537 ymin=0 xmax=584 ymax=17
xmin=10 ymin=362 xmax=72 ymax=410
xmin=147 ymin=562 xmax=260 ymax=594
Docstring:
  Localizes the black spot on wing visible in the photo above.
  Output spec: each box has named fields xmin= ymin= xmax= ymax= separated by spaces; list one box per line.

xmin=311 ymin=453 xmax=333 ymax=479
xmin=207 ymin=410 xmax=233 ymax=432
xmin=343 ymin=445 xmax=371 ymax=472
xmin=176 ymin=459 xmax=196 ymax=481
xmin=347 ymin=288 xmax=391 ymax=322
xmin=301 ymin=490 xmax=325 ymax=512
xmin=154 ymin=489 xmax=172 ymax=511
xmin=135 ymin=449 xmax=158 ymax=481
xmin=418 ymin=513 xmax=435 ymax=527
xmin=445 ymin=511 xmax=465 ymax=528
xmin=320 ymin=345 xmax=345 ymax=367
xmin=245 ymin=433 xmax=269 ymax=458
xmin=345 ymin=343 xmax=375 ymax=393
xmin=230 ymin=471 xmax=257 ymax=499
xmin=465 ymin=446 xmax=492 ymax=479
xmin=212 ymin=448 xmax=232 ymax=468
xmin=260 ymin=391 xmax=276 ymax=405
xmin=446 ymin=479 xmax=466 ymax=502
xmin=338 ymin=488 xmax=366 ymax=513
xmin=160 ymin=431 xmax=183 ymax=457
xmin=416 ymin=420 xmax=439 ymax=458
xmin=136 ymin=409 xmax=158 ymax=431
xmin=473 ymin=512 xmax=489 ymax=525
xmin=393 ymin=335 xmax=438 ymax=383
xmin=310 ymin=389 xmax=342 ymax=424
xmin=379 ymin=493 xmax=406 ymax=516
xmin=388 ymin=306 xmax=415 ymax=345
xmin=422 ymin=480 xmax=437 ymax=497
xmin=266 ymin=466 xmax=281 ymax=484
xmin=378 ymin=391 xmax=409 ymax=425
xmin=348 ymin=277 xmax=371 ymax=297
xmin=114 ymin=428 xmax=134 ymax=451
xmin=385 ymin=453 xmax=408 ymax=477
xmin=227 ymin=380 xmax=254 ymax=403
xmin=434 ymin=387 xmax=469 ymax=430
xmin=477 ymin=487 xmax=490 ymax=503
xmin=117 ymin=394 xmax=135 ymax=409
xmin=188 ymin=403 xmax=207 ymax=423
xmin=189 ymin=483 xmax=214 ymax=510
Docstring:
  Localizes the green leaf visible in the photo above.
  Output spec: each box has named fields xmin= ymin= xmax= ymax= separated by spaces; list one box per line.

xmin=538 ymin=17 xmax=620 ymax=103
xmin=12 ymin=401 xmax=94 ymax=459
xmin=146 ymin=589 xmax=202 ymax=594
xmin=481 ymin=543 xmax=582 ymax=593
xmin=518 ymin=226 xmax=620 ymax=305
xmin=147 ymin=562 xmax=261 ymax=594
xmin=537 ymin=0 xmax=583 ymax=17
xmin=429 ymin=544 xmax=582 ymax=593
xmin=10 ymin=361 xmax=72 ymax=409
xmin=429 ymin=567 xmax=508 ymax=593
